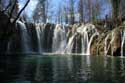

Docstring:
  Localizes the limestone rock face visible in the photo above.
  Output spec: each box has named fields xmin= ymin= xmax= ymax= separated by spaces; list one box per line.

xmin=108 ymin=28 xmax=125 ymax=56
xmin=111 ymin=30 xmax=121 ymax=56
xmin=90 ymin=25 xmax=125 ymax=56
xmin=90 ymin=32 xmax=105 ymax=56
xmin=72 ymin=33 xmax=82 ymax=53
xmin=26 ymin=23 xmax=38 ymax=52
xmin=42 ymin=23 xmax=54 ymax=52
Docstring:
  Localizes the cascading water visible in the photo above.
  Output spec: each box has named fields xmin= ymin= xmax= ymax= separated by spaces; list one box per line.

xmin=121 ymin=29 xmax=125 ymax=57
xmin=81 ymin=31 xmax=89 ymax=55
xmin=35 ymin=23 xmax=44 ymax=53
xmin=105 ymin=34 xmax=110 ymax=56
xmin=77 ymin=24 xmax=98 ymax=55
xmin=64 ymin=24 xmax=98 ymax=55
xmin=64 ymin=33 xmax=77 ymax=54
xmin=9 ymin=21 xmax=101 ymax=55
xmin=16 ymin=21 xmax=31 ymax=53
xmin=52 ymin=24 xmax=67 ymax=54
xmin=87 ymin=32 xmax=99 ymax=55
xmin=105 ymin=31 xmax=116 ymax=56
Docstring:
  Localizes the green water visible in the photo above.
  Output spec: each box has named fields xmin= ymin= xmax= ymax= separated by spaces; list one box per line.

xmin=1 ymin=55 xmax=125 ymax=83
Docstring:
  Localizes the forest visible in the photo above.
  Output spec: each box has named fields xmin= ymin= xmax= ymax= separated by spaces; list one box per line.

xmin=0 ymin=0 xmax=124 ymax=24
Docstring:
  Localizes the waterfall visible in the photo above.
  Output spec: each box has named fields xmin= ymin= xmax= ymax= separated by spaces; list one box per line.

xmin=121 ymin=30 xmax=125 ymax=57
xmin=9 ymin=21 xmax=103 ymax=55
xmin=81 ymin=31 xmax=89 ymax=55
xmin=64 ymin=33 xmax=77 ymax=54
xmin=16 ymin=21 xmax=31 ymax=53
xmin=64 ymin=24 xmax=99 ymax=55
xmin=110 ymin=31 xmax=115 ymax=56
xmin=6 ymin=21 xmax=125 ymax=56
xmin=105 ymin=31 xmax=115 ymax=56
xmin=35 ymin=23 xmax=44 ymax=53
xmin=77 ymin=25 xmax=88 ymax=55
xmin=105 ymin=34 xmax=110 ymax=56
xmin=52 ymin=24 xmax=67 ymax=54
xmin=87 ymin=32 xmax=99 ymax=55
xmin=77 ymin=24 xmax=98 ymax=55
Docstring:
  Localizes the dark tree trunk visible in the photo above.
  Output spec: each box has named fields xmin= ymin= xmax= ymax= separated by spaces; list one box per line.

xmin=69 ymin=0 xmax=74 ymax=24
xmin=78 ymin=0 xmax=84 ymax=22
xmin=111 ymin=0 xmax=120 ymax=20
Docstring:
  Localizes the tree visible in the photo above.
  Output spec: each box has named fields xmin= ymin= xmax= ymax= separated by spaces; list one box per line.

xmin=63 ymin=6 xmax=68 ymax=24
xmin=0 ymin=0 xmax=30 ymax=53
xmin=33 ymin=0 xmax=48 ymax=23
xmin=0 ymin=0 xmax=3 ymax=10
xmin=86 ymin=0 xmax=91 ymax=22
xmin=13 ymin=0 xmax=30 ymax=23
xmin=91 ymin=0 xmax=100 ymax=22
xmin=57 ymin=5 xmax=62 ymax=24
xmin=78 ymin=0 xmax=84 ymax=22
xmin=8 ymin=0 xmax=19 ymax=19
xmin=62 ymin=0 xmax=69 ymax=24
xmin=69 ymin=0 xmax=75 ymax=24
xmin=119 ymin=0 xmax=125 ymax=18
xmin=110 ymin=0 xmax=120 ymax=19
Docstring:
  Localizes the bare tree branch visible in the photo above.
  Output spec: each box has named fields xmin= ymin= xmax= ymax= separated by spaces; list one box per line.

xmin=13 ymin=0 xmax=30 ymax=23
xmin=2 ymin=0 xmax=11 ymax=12
xmin=8 ymin=0 xmax=17 ymax=20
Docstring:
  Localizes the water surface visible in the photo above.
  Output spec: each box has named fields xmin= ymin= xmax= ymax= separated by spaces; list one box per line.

xmin=1 ymin=55 xmax=125 ymax=83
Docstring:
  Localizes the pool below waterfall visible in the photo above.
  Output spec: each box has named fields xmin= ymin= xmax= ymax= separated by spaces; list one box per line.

xmin=1 ymin=54 xmax=125 ymax=83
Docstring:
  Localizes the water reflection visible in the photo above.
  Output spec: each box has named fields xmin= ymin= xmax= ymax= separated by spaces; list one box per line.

xmin=35 ymin=56 xmax=53 ymax=83
xmin=1 ymin=55 xmax=125 ymax=83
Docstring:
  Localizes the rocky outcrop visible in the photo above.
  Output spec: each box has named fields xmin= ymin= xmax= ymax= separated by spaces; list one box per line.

xmin=90 ymin=24 xmax=125 ymax=56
